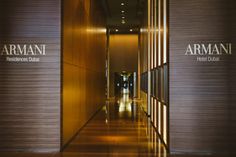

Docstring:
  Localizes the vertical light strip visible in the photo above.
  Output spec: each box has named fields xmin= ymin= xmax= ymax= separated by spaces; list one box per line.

xmin=158 ymin=139 xmax=161 ymax=157
xmin=154 ymin=0 xmax=157 ymax=68
xmin=147 ymin=0 xmax=151 ymax=116
xmin=106 ymin=29 xmax=110 ymax=99
xmin=154 ymin=131 xmax=157 ymax=154
xmin=158 ymin=102 xmax=161 ymax=135
xmin=150 ymin=0 xmax=153 ymax=69
xmin=163 ymin=0 xmax=167 ymax=64
xmin=158 ymin=0 xmax=161 ymax=66
xmin=138 ymin=34 xmax=141 ymax=99
xmin=163 ymin=145 xmax=167 ymax=157
xmin=163 ymin=105 xmax=167 ymax=144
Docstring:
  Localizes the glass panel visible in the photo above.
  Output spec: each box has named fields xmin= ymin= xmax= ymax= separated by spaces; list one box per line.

xmin=161 ymin=67 xmax=164 ymax=102
xmin=151 ymin=70 xmax=154 ymax=96
xmin=155 ymin=69 xmax=159 ymax=98
xmin=164 ymin=64 xmax=168 ymax=103
xmin=159 ymin=68 xmax=162 ymax=99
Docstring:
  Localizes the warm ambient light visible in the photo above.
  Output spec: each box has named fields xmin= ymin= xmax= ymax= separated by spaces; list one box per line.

xmin=121 ymin=2 xmax=125 ymax=6
xmin=115 ymin=29 xmax=119 ymax=32
xmin=86 ymin=28 xmax=107 ymax=34
xmin=130 ymin=29 xmax=133 ymax=32
xmin=140 ymin=28 xmax=163 ymax=33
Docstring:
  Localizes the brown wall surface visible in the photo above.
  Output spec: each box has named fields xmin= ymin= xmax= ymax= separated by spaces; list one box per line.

xmin=169 ymin=0 xmax=236 ymax=155
xmin=139 ymin=0 xmax=148 ymax=74
xmin=0 ymin=0 xmax=61 ymax=152
xmin=230 ymin=0 xmax=236 ymax=153
xmin=62 ymin=0 xmax=106 ymax=146
xmin=139 ymin=0 xmax=149 ymax=114
xmin=109 ymin=34 xmax=138 ymax=97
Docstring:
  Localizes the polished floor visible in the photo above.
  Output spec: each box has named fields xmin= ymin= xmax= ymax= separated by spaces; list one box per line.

xmin=60 ymin=94 xmax=167 ymax=157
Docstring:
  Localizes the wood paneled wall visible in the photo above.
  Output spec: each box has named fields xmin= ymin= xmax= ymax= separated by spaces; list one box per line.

xmin=169 ymin=0 xmax=236 ymax=155
xmin=109 ymin=34 xmax=138 ymax=97
xmin=0 ymin=0 xmax=61 ymax=152
xmin=62 ymin=0 xmax=106 ymax=146
xmin=139 ymin=1 xmax=148 ymax=74
xmin=230 ymin=2 xmax=236 ymax=152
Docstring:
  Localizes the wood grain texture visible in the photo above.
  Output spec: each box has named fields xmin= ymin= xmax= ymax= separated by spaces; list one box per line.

xmin=0 ymin=0 xmax=61 ymax=152
xmin=229 ymin=0 xmax=236 ymax=153
xmin=169 ymin=0 xmax=236 ymax=155
xmin=62 ymin=0 xmax=106 ymax=147
xmin=139 ymin=0 xmax=149 ymax=114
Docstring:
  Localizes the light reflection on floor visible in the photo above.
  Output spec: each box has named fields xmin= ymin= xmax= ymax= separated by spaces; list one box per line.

xmin=60 ymin=94 xmax=167 ymax=157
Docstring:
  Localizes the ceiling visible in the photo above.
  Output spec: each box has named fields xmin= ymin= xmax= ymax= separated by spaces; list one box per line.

xmin=102 ymin=0 xmax=145 ymax=30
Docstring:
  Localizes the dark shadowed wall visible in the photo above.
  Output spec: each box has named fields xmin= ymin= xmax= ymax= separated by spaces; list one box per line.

xmin=0 ymin=0 xmax=61 ymax=152
xmin=62 ymin=0 xmax=106 ymax=146
xmin=169 ymin=0 xmax=236 ymax=155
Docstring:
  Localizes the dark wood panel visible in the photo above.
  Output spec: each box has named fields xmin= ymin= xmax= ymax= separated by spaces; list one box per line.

xmin=229 ymin=0 xmax=236 ymax=152
xmin=0 ymin=0 xmax=61 ymax=152
xmin=169 ymin=0 xmax=236 ymax=155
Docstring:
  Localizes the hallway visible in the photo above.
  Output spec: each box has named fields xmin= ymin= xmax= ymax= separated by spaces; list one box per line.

xmin=61 ymin=94 xmax=167 ymax=156
xmin=0 ymin=0 xmax=235 ymax=156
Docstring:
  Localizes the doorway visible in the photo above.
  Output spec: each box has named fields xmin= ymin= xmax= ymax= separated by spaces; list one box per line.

xmin=114 ymin=72 xmax=137 ymax=98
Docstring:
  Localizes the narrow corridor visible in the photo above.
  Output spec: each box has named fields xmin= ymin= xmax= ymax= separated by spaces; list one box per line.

xmin=61 ymin=94 xmax=167 ymax=157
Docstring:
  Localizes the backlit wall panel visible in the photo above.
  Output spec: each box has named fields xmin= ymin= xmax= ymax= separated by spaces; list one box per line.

xmin=63 ymin=0 xmax=106 ymax=146
xmin=140 ymin=0 xmax=169 ymax=148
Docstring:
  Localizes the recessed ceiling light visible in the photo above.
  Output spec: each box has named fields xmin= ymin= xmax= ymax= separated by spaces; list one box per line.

xmin=122 ymin=16 xmax=125 ymax=19
xmin=121 ymin=20 xmax=126 ymax=24
xmin=121 ymin=3 xmax=125 ymax=6
xmin=115 ymin=29 xmax=119 ymax=32
xmin=130 ymin=29 xmax=133 ymax=32
xmin=121 ymin=10 xmax=125 ymax=13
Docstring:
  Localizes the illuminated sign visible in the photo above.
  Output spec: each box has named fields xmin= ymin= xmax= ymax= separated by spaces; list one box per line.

xmin=185 ymin=43 xmax=232 ymax=62
xmin=0 ymin=44 xmax=46 ymax=62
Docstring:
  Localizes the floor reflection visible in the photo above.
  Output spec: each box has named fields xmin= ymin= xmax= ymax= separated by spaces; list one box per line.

xmin=61 ymin=94 xmax=167 ymax=157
